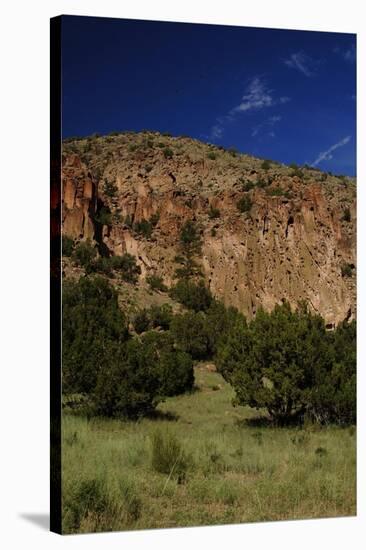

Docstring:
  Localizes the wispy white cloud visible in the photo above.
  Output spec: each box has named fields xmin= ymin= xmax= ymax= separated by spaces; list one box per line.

xmin=210 ymin=123 xmax=224 ymax=139
xmin=312 ymin=136 xmax=351 ymax=167
xmin=209 ymin=77 xmax=289 ymax=140
xmin=344 ymin=44 xmax=356 ymax=63
xmin=252 ymin=115 xmax=282 ymax=137
xmin=230 ymin=77 xmax=274 ymax=113
xmin=334 ymin=44 xmax=356 ymax=63
xmin=284 ymin=52 xmax=315 ymax=77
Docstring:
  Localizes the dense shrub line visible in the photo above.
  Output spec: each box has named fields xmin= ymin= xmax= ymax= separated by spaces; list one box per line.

xmin=62 ymin=230 xmax=356 ymax=426
xmin=67 ymin=239 xmax=141 ymax=283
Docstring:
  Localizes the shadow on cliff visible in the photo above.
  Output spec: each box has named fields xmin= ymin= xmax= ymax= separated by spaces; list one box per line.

xmin=93 ymin=198 xmax=112 ymax=258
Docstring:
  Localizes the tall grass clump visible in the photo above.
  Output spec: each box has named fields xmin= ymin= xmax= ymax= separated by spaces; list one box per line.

xmin=119 ymin=478 xmax=142 ymax=522
xmin=151 ymin=430 xmax=190 ymax=481
xmin=63 ymin=477 xmax=112 ymax=533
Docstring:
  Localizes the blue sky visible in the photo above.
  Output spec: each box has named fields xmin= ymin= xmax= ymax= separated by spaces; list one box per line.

xmin=61 ymin=16 xmax=356 ymax=175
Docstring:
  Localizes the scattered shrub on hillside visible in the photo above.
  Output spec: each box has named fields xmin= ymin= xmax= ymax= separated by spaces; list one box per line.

xmin=241 ymin=180 xmax=255 ymax=192
xmin=149 ymin=304 xmax=173 ymax=330
xmin=112 ymin=211 xmax=123 ymax=224
xmin=72 ymin=240 xmax=97 ymax=272
xmin=211 ymin=228 xmax=217 ymax=237
xmin=62 ymin=235 xmax=75 ymax=257
xmin=261 ymin=160 xmax=271 ymax=171
xmin=174 ymin=220 xmax=203 ymax=279
xmin=88 ymin=253 xmax=140 ymax=283
xmin=174 ymin=259 xmax=202 ymax=280
xmin=266 ymin=187 xmax=290 ymax=197
xmin=208 ymin=205 xmax=220 ymax=219
xmin=134 ymin=218 xmax=153 ymax=238
xmin=133 ymin=309 xmax=151 ymax=334
xmin=228 ymin=147 xmax=238 ymax=157
xmin=237 ymin=195 xmax=253 ymax=213
xmin=170 ymin=279 xmax=212 ymax=312
xmin=163 ymin=147 xmax=174 ymax=159
xmin=179 ymin=220 xmax=202 ymax=254
xmin=342 ymin=207 xmax=351 ymax=222
xmin=207 ymin=151 xmax=217 ymax=160
xmin=289 ymin=163 xmax=303 ymax=178
xmin=114 ymin=254 xmax=141 ymax=283
xmin=341 ymin=263 xmax=353 ymax=277
xmin=320 ymin=172 xmax=328 ymax=182
xmin=92 ymin=257 xmax=113 ymax=276
xmin=134 ymin=213 xmax=159 ymax=239
xmin=124 ymin=214 xmax=133 ymax=228
xmin=90 ymin=165 xmax=102 ymax=182
xmin=257 ymin=178 xmax=270 ymax=189
xmin=83 ymin=140 xmax=92 ymax=153
xmin=103 ymin=179 xmax=118 ymax=199
xmin=146 ymin=274 xmax=167 ymax=292
xmin=150 ymin=212 xmax=160 ymax=227
xmin=95 ymin=206 xmax=112 ymax=226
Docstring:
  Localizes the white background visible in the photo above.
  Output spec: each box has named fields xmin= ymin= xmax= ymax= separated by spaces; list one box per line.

xmin=0 ymin=0 xmax=364 ymax=548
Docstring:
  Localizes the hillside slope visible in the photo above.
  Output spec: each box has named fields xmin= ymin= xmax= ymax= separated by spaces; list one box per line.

xmin=61 ymin=131 xmax=356 ymax=325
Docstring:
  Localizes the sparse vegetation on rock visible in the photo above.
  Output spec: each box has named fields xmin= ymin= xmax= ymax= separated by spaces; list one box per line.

xmin=237 ymin=195 xmax=253 ymax=213
xmin=62 ymin=235 xmax=75 ymax=257
xmin=208 ymin=205 xmax=220 ymax=219
xmin=170 ymin=279 xmax=212 ymax=312
xmin=72 ymin=240 xmax=97 ymax=272
xmin=146 ymin=274 xmax=167 ymax=292
xmin=341 ymin=263 xmax=353 ymax=277
xmin=61 ymin=131 xmax=355 ymax=326
xmin=342 ymin=207 xmax=351 ymax=222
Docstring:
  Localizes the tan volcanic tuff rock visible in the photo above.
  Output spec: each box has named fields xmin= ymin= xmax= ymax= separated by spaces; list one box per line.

xmin=61 ymin=133 xmax=356 ymax=324
xmin=62 ymin=153 xmax=97 ymax=240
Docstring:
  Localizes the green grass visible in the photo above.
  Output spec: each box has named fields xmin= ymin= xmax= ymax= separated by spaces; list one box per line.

xmin=61 ymin=365 xmax=356 ymax=533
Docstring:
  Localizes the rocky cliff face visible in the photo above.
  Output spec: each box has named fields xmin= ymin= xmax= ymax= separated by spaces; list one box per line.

xmin=62 ymin=153 xmax=97 ymax=240
xmin=62 ymin=132 xmax=356 ymax=325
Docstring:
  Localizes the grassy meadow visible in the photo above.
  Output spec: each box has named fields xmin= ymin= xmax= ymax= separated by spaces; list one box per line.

xmin=61 ymin=364 xmax=356 ymax=534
